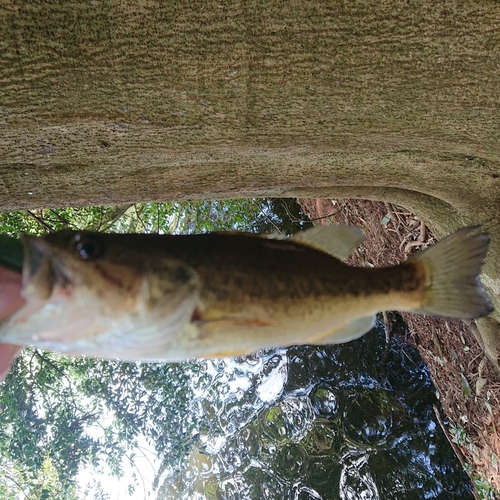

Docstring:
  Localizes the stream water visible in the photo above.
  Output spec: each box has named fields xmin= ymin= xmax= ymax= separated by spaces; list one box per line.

xmin=155 ymin=317 xmax=473 ymax=499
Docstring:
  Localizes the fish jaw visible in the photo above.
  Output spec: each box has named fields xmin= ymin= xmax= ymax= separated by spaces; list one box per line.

xmin=0 ymin=271 xmax=201 ymax=360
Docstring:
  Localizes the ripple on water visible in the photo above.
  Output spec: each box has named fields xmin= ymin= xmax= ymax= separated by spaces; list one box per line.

xmin=339 ymin=453 xmax=379 ymax=500
xmin=310 ymin=385 xmax=339 ymax=417
xmin=343 ymin=388 xmax=402 ymax=448
xmin=300 ymin=420 xmax=342 ymax=458
xmin=259 ymin=395 xmax=314 ymax=443
xmin=162 ymin=325 xmax=474 ymax=500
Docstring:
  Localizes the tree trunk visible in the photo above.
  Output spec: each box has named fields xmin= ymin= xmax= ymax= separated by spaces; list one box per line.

xmin=1 ymin=1 xmax=500 ymax=367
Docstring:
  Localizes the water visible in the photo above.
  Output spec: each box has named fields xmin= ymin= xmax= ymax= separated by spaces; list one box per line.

xmin=155 ymin=318 xmax=473 ymax=499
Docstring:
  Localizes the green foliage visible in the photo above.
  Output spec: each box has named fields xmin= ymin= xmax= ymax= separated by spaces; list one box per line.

xmin=0 ymin=347 xmax=201 ymax=498
xmin=0 ymin=198 xmax=311 ymax=238
xmin=451 ymin=425 xmax=499 ymax=500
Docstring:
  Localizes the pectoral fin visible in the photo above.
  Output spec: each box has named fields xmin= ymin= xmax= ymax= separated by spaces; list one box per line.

xmin=195 ymin=315 xmax=275 ymax=337
xmin=311 ymin=315 xmax=375 ymax=345
xmin=141 ymin=260 xmax=200 ymax=314
xmin=187 ymin=309 xmax=277 ymax=358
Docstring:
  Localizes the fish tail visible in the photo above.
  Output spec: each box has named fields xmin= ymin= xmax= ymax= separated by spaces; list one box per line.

xmin=409 ymin=226 xmax=493 ymax=319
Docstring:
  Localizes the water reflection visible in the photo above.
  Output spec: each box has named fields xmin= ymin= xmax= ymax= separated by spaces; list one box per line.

xmin=155 ymin=320 xmax=473 ymax=499
xmin=339 ymin=453 xmax=378 ymax=500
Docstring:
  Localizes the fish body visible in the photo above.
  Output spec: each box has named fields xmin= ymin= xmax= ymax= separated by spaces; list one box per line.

xmin=0 ymin=225 xmax=493 ymax=361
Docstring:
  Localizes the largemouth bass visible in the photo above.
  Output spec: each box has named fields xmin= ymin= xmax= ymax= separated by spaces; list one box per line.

xmin=0 ymin=225 xmax=493 ymax=361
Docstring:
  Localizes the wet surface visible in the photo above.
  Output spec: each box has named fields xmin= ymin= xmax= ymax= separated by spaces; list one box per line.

xmin=156 ymin=318 xmax=473 ymax=499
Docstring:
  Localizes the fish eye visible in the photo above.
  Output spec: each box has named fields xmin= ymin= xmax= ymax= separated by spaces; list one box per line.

xmin=75 ymin=239 xmax=101 ymax=261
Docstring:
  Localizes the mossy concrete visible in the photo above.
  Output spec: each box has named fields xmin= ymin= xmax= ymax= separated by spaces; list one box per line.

xmin=1 ymin=1 xmax=500 ymax=367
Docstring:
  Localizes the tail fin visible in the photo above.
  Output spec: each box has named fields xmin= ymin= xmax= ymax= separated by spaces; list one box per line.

xmin=409 ymin=226 xmax=493 ymax=319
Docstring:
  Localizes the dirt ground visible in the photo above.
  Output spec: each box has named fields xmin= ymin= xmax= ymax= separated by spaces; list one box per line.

xmin=297 ymin=198 xmax=500 ymax=498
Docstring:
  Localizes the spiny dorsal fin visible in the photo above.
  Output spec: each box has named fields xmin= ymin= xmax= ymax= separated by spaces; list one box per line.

xmin=290 ymin=225 xmax=365 ymax=260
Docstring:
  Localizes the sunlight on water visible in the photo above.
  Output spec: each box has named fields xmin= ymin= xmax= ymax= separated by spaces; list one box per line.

xmin=149 ymin=321 xmax=473 ymax=500
xmin=76 ymin=320 xmax=472 ymax=499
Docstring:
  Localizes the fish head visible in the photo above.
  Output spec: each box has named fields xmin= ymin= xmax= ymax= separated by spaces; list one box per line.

xmin=22 ymin=230 xmax=145 ymax=312
xmin=22 ymin=229 xmax=201 ymax=309
xmin=3 ymin=230 xmax=200 ymax=358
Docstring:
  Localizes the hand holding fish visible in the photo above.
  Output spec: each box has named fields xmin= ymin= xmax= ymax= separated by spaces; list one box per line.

xmin=0 ymin=266 xmax=24 ymax=380
xmin=0 ymin=225 xmax=493 ymax=363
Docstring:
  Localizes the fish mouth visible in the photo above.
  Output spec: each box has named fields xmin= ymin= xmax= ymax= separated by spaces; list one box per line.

xmin=21 ymin=236 xmax=72 ymax=300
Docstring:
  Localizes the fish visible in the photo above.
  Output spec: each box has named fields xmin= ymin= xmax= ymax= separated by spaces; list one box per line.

xmin=0 ymin=225 xmax=493 ymax=362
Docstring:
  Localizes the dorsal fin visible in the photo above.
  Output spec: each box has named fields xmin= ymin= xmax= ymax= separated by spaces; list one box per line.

xmin=290 ymin=225 xmax=365 ymax=260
